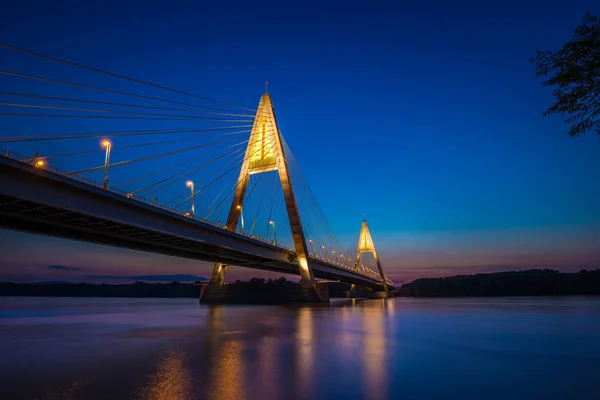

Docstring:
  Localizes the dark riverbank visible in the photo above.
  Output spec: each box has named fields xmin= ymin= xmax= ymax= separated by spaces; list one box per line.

xmin=397 ymin=269 xmax=600 ymax=297
xmin=0 ymin=281 xmax=202 ymax=298
xmin=3 ymin=269 xmax=599 ymax=298
xmin=0 ymin=279 xmax=353 ymax=299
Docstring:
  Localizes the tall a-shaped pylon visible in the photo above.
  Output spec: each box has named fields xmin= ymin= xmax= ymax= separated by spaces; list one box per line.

xmin=354 ymin=219 xmax=389 ymax=292
xmin=209 ymin=92 xmax=315 ymax=285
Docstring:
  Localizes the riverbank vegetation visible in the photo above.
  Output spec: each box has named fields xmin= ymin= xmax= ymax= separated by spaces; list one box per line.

xmin=397 ymin=269 xmax=600 ymax=297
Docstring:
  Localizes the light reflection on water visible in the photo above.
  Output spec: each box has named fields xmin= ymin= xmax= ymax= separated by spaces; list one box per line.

xmin=0 ymin=297 xmax=599 ymax=399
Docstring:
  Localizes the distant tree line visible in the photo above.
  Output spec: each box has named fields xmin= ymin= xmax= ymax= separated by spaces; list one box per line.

xmin=233 ymin=277 xmax=292 ymax=285
xmin=8 ymin=270 xmax=597 ymax=299
xmin=0 ymin=281 xmax=202 ymax=298
xmin=0 ymin=277 xmax=354 ymax=298
xmin=231 ymin=277 xmax=351 ymax=297
xmin=397 ymin=269 xmax=600 ymax=297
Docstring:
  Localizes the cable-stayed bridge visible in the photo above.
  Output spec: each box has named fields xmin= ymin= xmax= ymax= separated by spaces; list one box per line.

xmin=0 ymin=44 xmax=393 ymax=302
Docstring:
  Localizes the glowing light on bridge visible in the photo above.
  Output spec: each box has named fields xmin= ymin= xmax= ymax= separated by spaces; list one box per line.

xmin=186 ymin=180 xmax=194 ymax=218
xmin=101 ymin=139 xmax=112 ymax=190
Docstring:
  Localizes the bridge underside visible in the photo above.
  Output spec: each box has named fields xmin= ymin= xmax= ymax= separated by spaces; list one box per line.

xmin=0 ymin=157 xmax=385 ymax=290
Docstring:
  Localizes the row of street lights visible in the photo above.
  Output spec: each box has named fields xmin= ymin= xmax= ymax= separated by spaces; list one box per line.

xmin=95 ymin=140 xmax=372 ymax=279
xmin=59 ymin=141 xmax=384 ymax=281
xmin=181 ymin=191 xmax=278 ymax=246
xmin=304 ymin=240 xmax=379 ymax=279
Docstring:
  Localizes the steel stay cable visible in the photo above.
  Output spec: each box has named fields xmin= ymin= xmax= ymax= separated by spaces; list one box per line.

xmin=141 ymin=147 xmax=248 ymax=198
xmin=177 ymin=136 xmax=278 ymax=213
xmin=116 ymin=140 xmax=248 ymax=188
xmin=0 ymin=112 xmax=249 ymax=122
xmin=280 ymin=140 xmax=323 ymax=247
xmin=235 ymin=172 xmax=270 ymax=233
xmin=144 ymin=138 xmax=255 ymax=201
xmin=161 ymin=154 xmax=243 ymax=210
xmin=0 ymin=102 xmax=254 ymax=122
xmin=0 ymin=69 xmax=253 ymax=114
xmin=265 ymin=172 xmax=279 ymax=242
xmin=202 ymin=137 xmax=279 ymax=220
xmin=168 ymin=139 xmax=267 ymax=210
xmin=285 ymin=142 xmax=345 ymax=256
xmin=196 ymin=139 xmax=275 ymax=205
xmin=163 ymin=189 xmax=188 ymax=209
xmin=249 ymin=172 xmax=276 ymax=236
xmin=128 ymin=147 xmax=247 ymax=196
xmin=0 ymin=92 xmax=253 ymax=117
xmin=284 ymin=142 xmax=345 ymax=258
xmin=283 ymin=151 xmax=329 ymax=255
xmin=0 ymin=125 xmax=253 ymax=142
xmin=201 ymin=171 xmax=239 ymax=222
xmin=166 ymin=160 xmax=242 ymax=209
xmin=0 ymin=43 xmax=255 ymax=112
xmin=271 ymin=186 xmax=289 ymax=248
xmin=251 ymin=172 xmax=278 ymax=237
xmin=227 ymin=172 xmax=268 ymax=234
xmin=65 ymin=138 xmax=240 ymax=175
xmin=192 ymin=124 xmax=279 ymax=212
xmin=142 ymin=150 xmax=248 ymax=198
xmin=0 ymin=102 xmax=254 ymax=120
xmin=44 ymin=131 xmax=249 ymax=159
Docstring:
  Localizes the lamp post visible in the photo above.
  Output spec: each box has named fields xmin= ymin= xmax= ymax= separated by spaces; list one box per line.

xmin=236 ymin=205 xmax=244 ymax=234
xmin=269 ymin=220 xmax=277 ymax=245
xmin=34 ymin=159 xmax=45 ymax=168
xmin=332 ymin=250 xmax=340 ymax=264
xmin=309 ymin=239 xmax=316 ymax=258
xmin=186 ymin=180 xmax=194 ymax=218
xmin=322 ymin=245 xmax=328 ymax=261
xmin=101 ymin=140 xmax=112 ymax=189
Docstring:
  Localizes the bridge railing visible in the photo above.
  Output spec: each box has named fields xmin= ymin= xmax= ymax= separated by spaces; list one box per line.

xmin=1 ymin=148 xmax=293 ymax=245
xmin=1 ymin=148 xmax=387 ymax=285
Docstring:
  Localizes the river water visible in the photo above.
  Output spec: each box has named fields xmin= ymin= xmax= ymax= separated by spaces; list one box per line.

xmin=0 ymin=296 xmax=599 ymax=400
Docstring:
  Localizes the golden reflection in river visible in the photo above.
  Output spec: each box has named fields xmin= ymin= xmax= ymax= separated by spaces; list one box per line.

xmin=206 ymin=306 xmax=245 ymax=400
xmin=208 ymin=339 xmax=245 ymax=400
xmin=139 ymin=351 xmax=191 ymax=400
xmin=258 ymin=328 xmax=278 ymax=398
xmin=338 ymin=306 xmax=355 ymax=352
xmin=363 ymin=299 xmax=388 ymax=400
xmin=295 ymin=306 xmax=314 ymax=398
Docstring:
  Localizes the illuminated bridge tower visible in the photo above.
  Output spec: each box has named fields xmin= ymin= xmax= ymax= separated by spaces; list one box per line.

xmin=201 ymin=91 xmax=327 ymax=303
xmin=353 ymin=219 xmax=390 ymax=293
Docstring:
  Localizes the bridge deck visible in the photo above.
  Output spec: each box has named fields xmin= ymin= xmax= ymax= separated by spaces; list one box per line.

xmin=0 ymin=155 xmax=387 ymax=288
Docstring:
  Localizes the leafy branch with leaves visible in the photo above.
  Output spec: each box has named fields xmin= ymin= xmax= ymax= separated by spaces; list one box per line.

xmin=531 ymin=12 xmax=600 ymax=138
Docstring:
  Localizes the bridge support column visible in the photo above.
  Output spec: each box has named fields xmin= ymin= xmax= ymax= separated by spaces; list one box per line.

xmin=210 ymin=262 xmax=227 ymax=285
xmin=353 ymin=219 xmax=390 ymax=293
xmin=205 ymin=91 xmax=325 ymax=302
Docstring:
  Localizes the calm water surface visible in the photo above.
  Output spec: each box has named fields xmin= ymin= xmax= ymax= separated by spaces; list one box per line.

xmin=0 ymin=296 xmax=599 ymax=400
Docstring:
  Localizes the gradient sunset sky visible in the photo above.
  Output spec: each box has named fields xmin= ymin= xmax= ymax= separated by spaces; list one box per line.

xmin=1 ymin=0 xmax=599 ymax=285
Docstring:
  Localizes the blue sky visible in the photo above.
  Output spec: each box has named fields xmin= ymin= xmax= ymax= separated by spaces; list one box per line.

xmin=0 ymin=0 xmax=599 ymax=284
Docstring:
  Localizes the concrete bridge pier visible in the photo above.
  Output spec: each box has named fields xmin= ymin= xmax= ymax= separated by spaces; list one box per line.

xmin=199 ymin=281 xmax=330 ymax=304
xmin=347 ymin=284 xmax=395 ymax=299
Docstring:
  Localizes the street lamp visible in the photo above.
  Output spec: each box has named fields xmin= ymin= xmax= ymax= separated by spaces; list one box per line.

xmin=269 ymin=220 xmax=277 ymax=245
xmin=186 ymin=180 xmax=194 ymax=218
xmin=309 ymin=239 xmax=316 ymax=258
xmin=34 ymin=159 xmax=45 ymax=168
xmin=101 ymin=139 xmax=112 ymax=189
xmin=236 ymin=205 xmax=244 ymax=234
xmin=322 ymin=245 xmax=328 ymax=261
xmin=332 ymin=250 xmax=340 ymax=264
